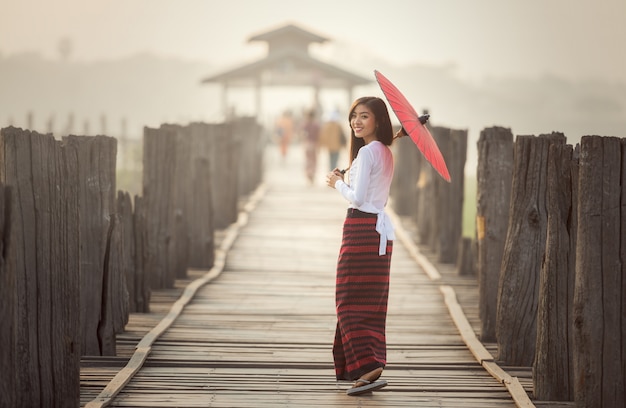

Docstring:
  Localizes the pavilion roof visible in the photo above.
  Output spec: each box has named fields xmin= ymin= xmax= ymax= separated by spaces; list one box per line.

xmin=200 ymin=23 xmax=372 ymax=89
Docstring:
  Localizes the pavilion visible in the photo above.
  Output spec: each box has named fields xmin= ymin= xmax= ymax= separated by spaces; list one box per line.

xmin=200 ymin=23 xmax=372 ymax=118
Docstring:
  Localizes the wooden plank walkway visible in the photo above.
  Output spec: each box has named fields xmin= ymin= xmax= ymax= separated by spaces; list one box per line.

xmin=81 ymin=144 xmax=529 ymax=407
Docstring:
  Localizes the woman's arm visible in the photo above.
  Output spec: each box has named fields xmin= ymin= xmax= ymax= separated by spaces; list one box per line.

xmin=332 ymin=149 xmax=373 ymax=207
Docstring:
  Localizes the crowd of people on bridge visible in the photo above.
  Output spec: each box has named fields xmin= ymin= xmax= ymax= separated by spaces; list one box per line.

xmin=273 ymin=107 xmax=347 ymax=185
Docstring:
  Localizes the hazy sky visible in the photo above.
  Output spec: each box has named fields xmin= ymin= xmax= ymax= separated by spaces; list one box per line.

xmin=2 ymin=0 xmax=625 ymax=83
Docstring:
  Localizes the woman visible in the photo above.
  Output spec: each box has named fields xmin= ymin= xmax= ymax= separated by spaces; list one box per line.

xmin=326 ymin=96 xmax=401 ymax=396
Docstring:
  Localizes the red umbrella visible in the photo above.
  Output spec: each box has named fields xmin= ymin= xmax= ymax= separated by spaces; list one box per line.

xmin=374 ymin=69 xmax=451 ymax=182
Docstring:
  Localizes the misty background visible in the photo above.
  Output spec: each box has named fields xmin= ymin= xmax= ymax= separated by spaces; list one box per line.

xmin=1 ymin=0 xmax=625 ymax=177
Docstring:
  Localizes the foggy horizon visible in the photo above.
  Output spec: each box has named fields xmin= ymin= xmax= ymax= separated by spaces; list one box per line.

xmin=3 ymin=0 xmax=625 ymax=83
xmin=1 ymin=0 xmax=625 ymax=179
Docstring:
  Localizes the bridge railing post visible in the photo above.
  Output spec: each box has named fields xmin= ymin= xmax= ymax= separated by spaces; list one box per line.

xmin=390 ymin=133 xmax=421 ymax=217
xmin=476 ymin=126 xmax=513 ymax=342
xmin=534 ymin=142 xmax=577 ymax=401
xmin=435 ymin=128 xmax=467 ymax=264
xmin=571 ymin=136 xmax=625 ymax=408
xmin=0 ymin=128 xmax=82 ymax=407
xmin=393 ymin=126 xmax=467 ymax=266
xmin=496 ymin=133 xmax=566 ymax=366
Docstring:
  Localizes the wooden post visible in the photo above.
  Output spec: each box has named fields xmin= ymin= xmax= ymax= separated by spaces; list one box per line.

xmin=97 ymin=211 xmax=120 ymax=355
xmin=101 ymin=192 xmax=132 ymax=331
xmin=207 ymin=123 xmax=240 ymax=229
xmin=427 ymin=126 xmax=450 ymax=253
xmin=143 ymin=122 xmax=221 ymax=285
xmin=142 ymin=126 xmax=178 ymax=289
xmin=533 ymin=143 xmax=577 ymax=401
xmin=456 ymin=237 xmax=476 ymax=276
xmin=184 ymin=122 xmax=216 ymax=269
xmin=133 ymin=195 xmax=150 ymax=312
xmin=391 ymin=134 xmax=421 ymax=216
xmin=117 ymin=191 xmax=140 ymax=312
xmin=167 ymin=124 xmax=191 ymax=279
xmin=64 ymin=135 xmax=119 ymax=356
xmin=573 ymin=136 xmax=625 ymax=408
xmin=476 ymin=127 xmax=513 ymax=342
xmin=415 ymin=159 xmax=434 ymax=246
xmin=496 ymin=133 xmax=565 ymax=366
xmin=436 ymin=128 xmax=467 ymax=264
xmin=233 ymin=117 xmax=264 ymax=197
xmin=0 ymin=185 xmax=15 ymax=408
xmin=0 ymin=127 xmax=81 ymax=407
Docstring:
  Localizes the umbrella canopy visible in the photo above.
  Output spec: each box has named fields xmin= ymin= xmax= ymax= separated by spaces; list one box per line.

xmin=374 ymin=70 xmax=451 ymax=182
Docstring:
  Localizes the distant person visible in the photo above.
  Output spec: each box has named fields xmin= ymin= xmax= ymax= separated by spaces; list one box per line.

xmin=275 ymin=110 xmax=294 ymax=161
xmin=319 ymin=110 xmax=346 ymax=171
xmin=301 ymin=109 xmax=320 ymax=184
xmin=325 ymin=96 xmax=404 ymax=396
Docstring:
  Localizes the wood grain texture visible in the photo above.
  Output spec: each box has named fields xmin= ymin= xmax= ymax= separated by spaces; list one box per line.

xmin=476 ymin=126 xmax=513 ymax=342
xmin=497 ymin=133 xmax=565 ymax=366
xmin=0 ymin=128 xmax=81 ymax=407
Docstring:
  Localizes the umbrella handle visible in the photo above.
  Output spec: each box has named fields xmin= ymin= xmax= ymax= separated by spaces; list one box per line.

xmin=394 ymin=115 xmax=430 ymax=139
xmin=394 ymin=127 xmax=408 ymax=140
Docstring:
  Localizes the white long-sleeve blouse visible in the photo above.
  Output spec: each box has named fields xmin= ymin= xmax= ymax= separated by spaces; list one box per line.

xmin=334 ymin=140 xmax=395 ymax=255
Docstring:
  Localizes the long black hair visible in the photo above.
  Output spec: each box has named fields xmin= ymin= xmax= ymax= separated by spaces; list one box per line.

xmin=347 ymin=96 xmax=393 ymax=168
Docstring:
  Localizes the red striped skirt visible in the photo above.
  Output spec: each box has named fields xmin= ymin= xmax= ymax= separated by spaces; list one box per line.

xmin=333 ymin=209 xmax=392 ymax=381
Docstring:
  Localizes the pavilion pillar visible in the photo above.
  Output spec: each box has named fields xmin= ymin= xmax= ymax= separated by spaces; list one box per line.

xmin=254 ymin=80 xmax=262 ymax=117
xmin=314 ymin=85 xmax=321 ymax=113
xmin=221 ymin=83 xmax=228 ymax=120
xmin=347 ymin=86 xmax=354 ymax=107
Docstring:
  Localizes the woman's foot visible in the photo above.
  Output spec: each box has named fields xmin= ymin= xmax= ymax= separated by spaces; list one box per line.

xmin=346 ymin=367 xmax=387 ymax=396
xmin=351 ymin=367 xmax=383 ymax=388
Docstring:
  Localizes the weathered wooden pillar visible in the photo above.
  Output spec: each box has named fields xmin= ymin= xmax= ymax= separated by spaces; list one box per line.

xmin=390 ymin=134 xmax=421 ymax=216
xmin=65 ymin=135 xmax=121 ymax=357
xmin=188 ymin=156 xmax=214 ymax=268
xmin=142 ymin=125 xmax=179 ymax=289
xmin=533 ymin=142 xmax=577 ymax=401
xmin=573 ymin=136 xmax=625 ymax=408
xmin=116 ymin=191 xmax=136 ymax=312
xmin=0 ymin=127 xmax=81 ymax=407
xmin=436 ymin=128 xmax=467 ymax=263
xmin=207 ymin=123 xmax=240 ymax=229
xmin=232 ymin=117 xmax=264 ymax=197
xmin=143 ymin=122 xmax=219 ymax=283
xmin=167 ymin=124 xmax=191 ymax=279
xmin=476 ymin=127 xmax=513 ymax=342
xmin=133 ymin=195 xmax=150 ymax=312
xmin=187 ymin=122 xmax=216 ymax=269
xmin=456 ymin=237 xmax=476 ymax=276
xmin=0 ymin=185 xmax=14 ymax=408
xmin=427 ymin=126 xmax=450 ymax=253
xmin=415 ymin=160 xmax=434 ymax=245
xmin=97 ymin=208 xmax=127 ymax=355
xmin=496 ymin=132 xmax=565 ymax=366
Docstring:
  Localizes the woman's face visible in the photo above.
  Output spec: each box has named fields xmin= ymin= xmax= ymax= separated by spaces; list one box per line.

xmin=350 ymin=103 xmax=377 ymax=143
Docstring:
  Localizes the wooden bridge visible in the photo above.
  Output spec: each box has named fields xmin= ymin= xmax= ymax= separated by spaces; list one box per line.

xmin=79 ymin=145 xmax=539 ymax=408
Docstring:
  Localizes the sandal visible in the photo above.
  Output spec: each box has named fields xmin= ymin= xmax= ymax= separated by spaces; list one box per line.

xmin=346 ymin=378 xmax=388 ymax=396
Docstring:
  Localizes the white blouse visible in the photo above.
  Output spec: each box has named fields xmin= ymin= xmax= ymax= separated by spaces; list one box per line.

xmin=334 ymin=140 xmax=395 ymax=255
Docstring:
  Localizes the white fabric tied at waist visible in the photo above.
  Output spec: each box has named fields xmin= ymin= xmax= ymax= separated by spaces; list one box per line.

xmin=375 ymin=211 xmax=396 ymax=256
